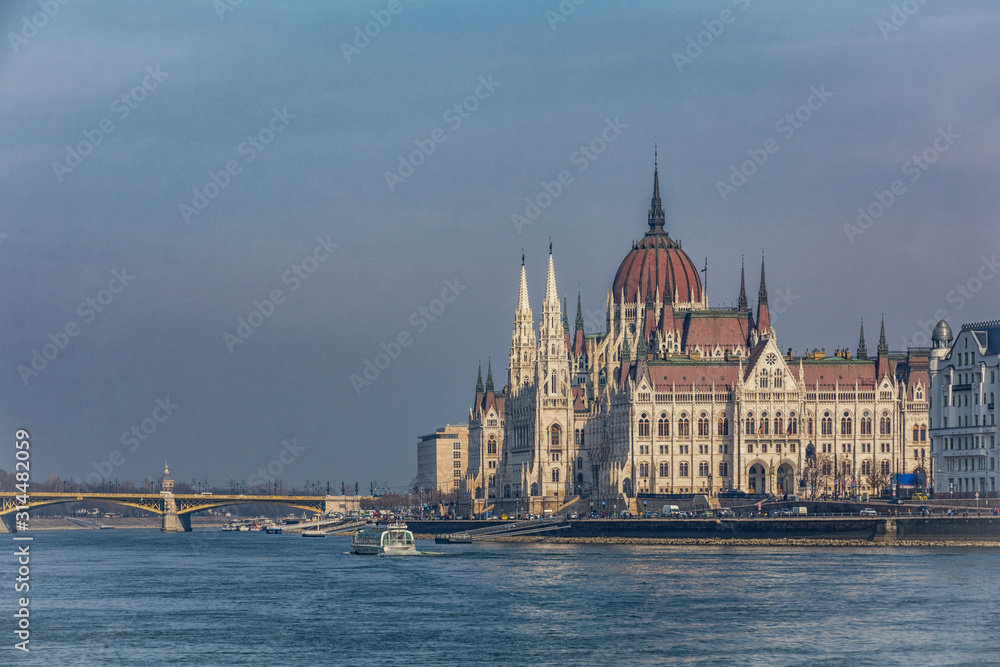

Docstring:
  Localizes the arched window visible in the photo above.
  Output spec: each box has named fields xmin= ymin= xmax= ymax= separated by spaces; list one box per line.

xmin=745 ymin=413 xmax=755 ymax=435
xmin=550 ymin=424 xmax=561 ymax=447
xmin=821 ymin=412 xmax=833 ymax=436
xmin=774 ymin=412 xmax=783 ymax=435
xmin=638 ymin=414 xmax=650 ymax=437
xmin=659 ymin=462 xmax=669 ymax=476
xmin=551 ymin=469 xmax=559 ymax=483
xmin=822 ymin=462 xmax=832 ymax=476
xmin=789 ymin=412 xmax=798 ymax=435
xmin=860 ymin=460 xmax=871 ymax=476
xmin=487 ymin=436 xmax=497 ymax=455
xmin=841 ymin=412 xmax=852 ymax=436
xmin=912 ymin=425 xmax=919 ymax=441
xmin=879 ymin=413 xmax=891 ymax=435
xmin=920 ymin=426 xmax=926 ymax=441
xmin=718 ymin=415 xmax=729 ymax=436
xmin=698 ymin=413 xmax=709 ymax=436
xmin=639 ymin=462 xmax=649 ymax=478
xmin=760 ymin=412 xmax=769 ymax=435
xmin=719 ymin=461 xmax=729 ymax=477
xmin=678 ymin=414 xmax=690 ymax=437
xmin=773 ymin=371 xmax=783 ymax=388
xmin=679 ymin=461 xmax=689 ymax=476
xmin=658 ymin=414 xmax=670 ymax=437
xmin=807 ymin=416 xmax=814 ymax=435
xmin=915 ymin=386 xmax=923 ymax=400
xmin=861 ymin=413 xmax=872 ymax=435
xmin=503 ymin=484 xmax=511 ymax=498
xmin=880 ymin=460 xmax=890 ymax=475
xmin=842 ymin=461 xmax=851 ymax=476
xmin=698 ymin=461 xmax=709 ymax=477
xmin=759 ymin=369 xmax=768 ymax=388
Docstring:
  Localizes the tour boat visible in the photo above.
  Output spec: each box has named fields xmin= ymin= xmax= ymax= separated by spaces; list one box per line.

xmin=352 ymin=522 xmax=416 ymax=555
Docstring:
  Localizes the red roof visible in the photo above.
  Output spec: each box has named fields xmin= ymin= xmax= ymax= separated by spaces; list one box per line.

xmin=612 ymin=232 xmax=702 ymax=305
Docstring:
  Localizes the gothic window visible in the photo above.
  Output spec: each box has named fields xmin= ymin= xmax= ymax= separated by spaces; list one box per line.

xmin=774 ymin=412 xmax=784 ymax=435
xmin=698 ymin=461 xmax=709 ymax=477
xmin=718 ymin=415 xmax=729 ymax=436
xmin=821 ymin=412 xmax=833 ymax=436
xmin=915 ymin=386 xmax=923 ymax=400
xmin=639 ymin=462 xmax=649 ymax=478
xmin=843 ymin=461 xmax=851 ymax=476
xmin=658 ymin=414 xmax=670 ymax=437
xmin=773 ymin=371 xmax=783 ymax=388
xmin=488 ymin=474 xmax=495 ymax=487
xmin=551 ymin=371 xmax=557 ymax=394
xmin=861 ymin=413 xmax=872 ymax=435
xmin=789 ymin=412 xmax=798 ymax=435
xmin=745 ymin=413 xmax=755 ymax=435
xmin=638 ymin=414 xmax=650 ymax=437
xmin=698 ymin=413 xmax=709 ymax=437
xmin=550 ymin=424 xmax=561 ymax=448
xmin=575 ymin=429 xmax=582 ymax=445
xmin=822 ymin=462 xmax=832 ymax=476
xmin=920 ymin=426 xmax=927 ymax=441
xmin=760 ymin=412 xmax=770 ymax=435
xmin=807 ymin=416 xmax=814 ymax=435
xmin=719 ymin=461 xmax=729 ymax=477
xmin=678 ymin=414 xmax=690 ymax=437
xmin=487 ymin=436 xmax=497 ymax=455
xmin=759 ymin=369 xmax=768 ymax=388
xmin=880 ymin=460 xmax=890 ymax=475
xmin=680 ymin=461 xmax=689 ymax=476
xmin=861 ymin=460 xmax=871 ymax=476
xmin=659 ymin=462 xmax=669 ymax=476
xmin=880 ymin=413 xmax=891 ymax=435
xmin=841 ymin=412 xmax=852 ymax=436
xmin=912 ymin=425 xmax=919 ymax=442
xmin=551 ymin=469 xmax=560 ymax=483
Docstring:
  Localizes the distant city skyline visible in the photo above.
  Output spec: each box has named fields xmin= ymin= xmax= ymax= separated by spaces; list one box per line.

xmin=1 ymin=1 xmax=998 ymax=489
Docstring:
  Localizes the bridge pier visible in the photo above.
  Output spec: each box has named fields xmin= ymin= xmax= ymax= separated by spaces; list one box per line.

xmin=161 ymin=493 xmax=192 ymax=532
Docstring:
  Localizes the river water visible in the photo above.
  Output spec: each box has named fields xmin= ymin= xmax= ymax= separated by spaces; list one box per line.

xmin=3 ymin=530 xmax=998 ymax=665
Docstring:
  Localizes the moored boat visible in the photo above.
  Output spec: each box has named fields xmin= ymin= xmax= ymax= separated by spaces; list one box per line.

xmin=352 ymin=522 xmax=416 ymax=555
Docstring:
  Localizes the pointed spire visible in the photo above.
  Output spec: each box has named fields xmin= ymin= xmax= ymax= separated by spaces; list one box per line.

xmin=476 ymin=362 xmax=484 ymax=393
xmin=648 ymin=147 xmax=666 ymax=234
xmin=636 ymin=330 xmax=647 ymax=359
xmin=857 ymin=319 xmax=868 ymax=360
xmin=562 ymin=295 xmax=570 ymax=333
xmin=485 ymin=359 xmax=494 ymax=392
xmin=758 ymin=251 xmax=768 ymax=305
xmin=737 ymin=255 xmax=748 ymax=312
xmin=575 ymin=287 xmax=584 ymax=332
xmin=544 ymin=243 xmax=558 ymax=306
xmin=878 ymin=315 xmax=888 ymax=356
xmin=645 ymin=270 xmax=654 ymax=308
xmin=621 ymin=333 xmax=632 ymax=363
xmin=516 ymin=256 xmax=530 ymax=313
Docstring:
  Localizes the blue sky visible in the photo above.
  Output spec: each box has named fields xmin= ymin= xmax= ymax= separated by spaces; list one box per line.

xmin=2 ymin=0 xmax=999 ymax=490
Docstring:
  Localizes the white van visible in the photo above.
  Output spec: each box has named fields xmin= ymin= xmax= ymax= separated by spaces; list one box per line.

xmin=662 ymin=505 xmax=681 ymax=517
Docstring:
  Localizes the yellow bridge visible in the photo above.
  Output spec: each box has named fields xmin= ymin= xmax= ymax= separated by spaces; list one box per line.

xmin=0 ymin=492 xmax=355 ymax=532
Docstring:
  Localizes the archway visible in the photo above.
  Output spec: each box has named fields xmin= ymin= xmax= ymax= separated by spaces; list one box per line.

xmin=748 ymin=464 xmax=766 ymax=493
xmin=776 ymin=463 xmax=795 ymax=496
xmin=530 ymin=482 xmax=539 ymax=496
xmin=622 ymin=478 xmax=633 ymax=497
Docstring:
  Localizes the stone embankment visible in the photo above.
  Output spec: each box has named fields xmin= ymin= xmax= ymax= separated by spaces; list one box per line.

xmin=487 ymin=535 xmax=1000 ymax=548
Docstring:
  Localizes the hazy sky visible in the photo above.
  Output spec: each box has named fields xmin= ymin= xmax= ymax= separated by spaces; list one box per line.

xmin=2 ymin=1 xmax=998 ymax=491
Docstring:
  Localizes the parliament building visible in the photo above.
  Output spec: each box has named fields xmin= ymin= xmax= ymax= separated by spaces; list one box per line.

xmin=459 ymin=161 xmax=930 ymax=517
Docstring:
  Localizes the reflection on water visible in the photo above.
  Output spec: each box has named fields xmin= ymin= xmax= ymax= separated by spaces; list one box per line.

xmin=4 ymin=531 xmax=998 ymax=665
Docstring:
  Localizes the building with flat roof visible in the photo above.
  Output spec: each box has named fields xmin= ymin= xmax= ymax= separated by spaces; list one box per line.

xmin=416 ymin=424 xmax=469 ymax=494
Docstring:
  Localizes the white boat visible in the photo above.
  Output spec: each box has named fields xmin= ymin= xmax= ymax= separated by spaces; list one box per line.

xmin=352 ymin=522 xmax=416 ymax=555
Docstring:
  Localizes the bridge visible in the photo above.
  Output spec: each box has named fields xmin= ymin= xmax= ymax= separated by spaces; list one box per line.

xmin=0 ymin=491 xmax=361 ymax=532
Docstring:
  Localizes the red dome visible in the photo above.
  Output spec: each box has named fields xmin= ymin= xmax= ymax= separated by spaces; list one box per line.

xmin=612 ymin=232 xmax=702 ymax=305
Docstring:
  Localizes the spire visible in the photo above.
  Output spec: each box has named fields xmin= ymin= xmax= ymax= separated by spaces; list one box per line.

xmin=757 ymin=251 xmax=768 ymax=305
xmin=636 ymin=330 xmax=647 ymax=359
xmin=857 ymin=319 xmax=868 ymax=360
xmin=575 ymin=287 xmax=584 ymax=332
xmin=485 ymin=359 xmax=494 ymax=392
xmin=476 ymin=362 xmax=484 ymax=393
xmin=648 ymin=147 xmax=665 ymax=234
xmin=878 ymin=315 xmax=888 ymax=356
xmin=517 ymin=256 xmax=529 ymax=313
xmin=737 ymin=255 xmax=748 ymax=312
xmin=621 ymin=333 xmax=632 ymax=363
xmin=562 ymin=295 xmax=570 ymax=333
xmin=645 ymin=270 xmax=654 ymax=308
xmin=544 ymin=243 xmax=558 ymax=306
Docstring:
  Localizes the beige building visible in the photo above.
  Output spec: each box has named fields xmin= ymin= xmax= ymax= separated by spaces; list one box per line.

xmin=458 ymin=159 xmax=930 ymax=517
xmin=416 ymin=424 xmax=469 ymax=494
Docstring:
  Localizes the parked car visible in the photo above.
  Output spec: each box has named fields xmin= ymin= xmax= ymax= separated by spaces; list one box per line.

xmin=888 ymin=498 xmax=904 ymax=504
xmin=860 ymin=508 xmax=877 ymax=517
xmin=912 ymin=493 xmax=929 ymax=501
xmin=773 ymin=508 xmax=792 ymax=517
